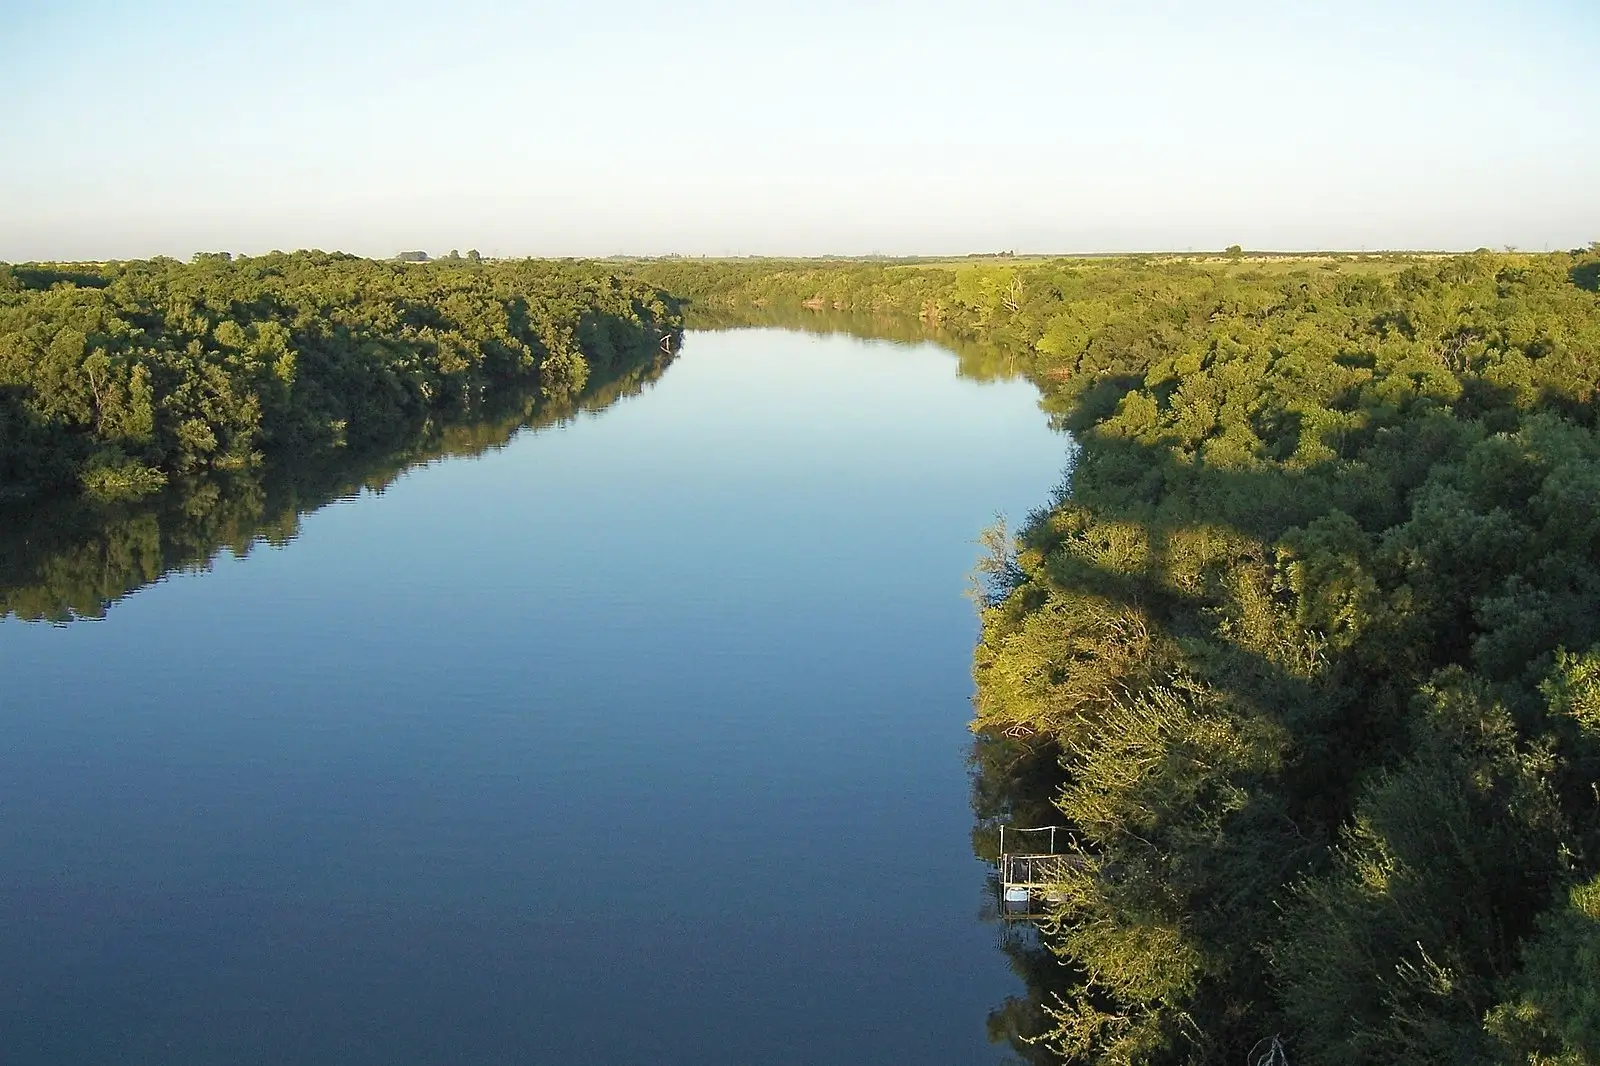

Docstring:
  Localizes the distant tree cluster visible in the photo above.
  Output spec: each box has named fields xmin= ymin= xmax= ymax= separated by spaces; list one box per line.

xmin=637 ymin=250 xmax=1600 ymax=1064
xmin=0 ymin=252 xmax=680 ymax=500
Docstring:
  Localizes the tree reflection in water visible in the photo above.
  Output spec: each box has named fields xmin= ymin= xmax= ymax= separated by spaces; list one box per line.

xmin=0 ymin=350 xmax=674 ymax=623
xmin=970 ymin=731 xmax=1079 ymax=1064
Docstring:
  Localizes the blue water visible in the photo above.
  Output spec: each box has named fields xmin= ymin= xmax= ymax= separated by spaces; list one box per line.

xmin=0 ymin=328 xmax=1066 ymax=1065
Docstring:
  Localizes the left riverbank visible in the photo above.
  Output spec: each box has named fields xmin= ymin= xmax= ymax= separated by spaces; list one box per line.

xmin=0 ymin=252 xmax=681 ymax=502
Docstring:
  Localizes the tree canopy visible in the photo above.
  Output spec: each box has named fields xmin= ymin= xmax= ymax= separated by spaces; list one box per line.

xmin=0 ymin=251 xmax=680 ymax=501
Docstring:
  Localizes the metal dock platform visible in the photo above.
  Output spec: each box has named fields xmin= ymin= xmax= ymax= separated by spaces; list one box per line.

xmin=996 ymin=825 xmax=1073 ymax=920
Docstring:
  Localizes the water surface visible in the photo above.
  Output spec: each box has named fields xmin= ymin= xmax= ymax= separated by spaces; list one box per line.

xmin=0 ymin=328 xmax=1065 ymax=1065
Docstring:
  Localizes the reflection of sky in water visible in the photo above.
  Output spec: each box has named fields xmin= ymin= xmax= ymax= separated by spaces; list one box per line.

xmin=0 ymin=329 xmax=1068 ymax=1065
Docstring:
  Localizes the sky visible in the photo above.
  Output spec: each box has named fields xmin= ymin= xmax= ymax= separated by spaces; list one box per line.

xmin=2 ymin=0 xmax=1597 ymax=260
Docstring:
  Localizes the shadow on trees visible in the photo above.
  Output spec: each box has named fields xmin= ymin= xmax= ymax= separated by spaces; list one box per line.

xmin=9 ymin=265 xmax=114 ymax=291
xmin=960 ymin=338 xmax=1600 ymax=1060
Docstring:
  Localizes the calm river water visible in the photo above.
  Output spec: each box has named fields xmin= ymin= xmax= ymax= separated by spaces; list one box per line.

xmin=0 ymin=328 xmax=1066 ymax=1065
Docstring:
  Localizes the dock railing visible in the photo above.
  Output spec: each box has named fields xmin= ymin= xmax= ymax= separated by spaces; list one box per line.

xmin=996 ymin=824 xmax=1073 ymax=920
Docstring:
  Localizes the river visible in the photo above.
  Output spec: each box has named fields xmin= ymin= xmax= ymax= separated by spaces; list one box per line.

xmin=0 ymin=327 xmax=1067 ymax=1065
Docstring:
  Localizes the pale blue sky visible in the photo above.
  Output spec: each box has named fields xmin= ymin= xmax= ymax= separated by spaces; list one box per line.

xmin=3 ymin=0 xmax=1596 ymax=259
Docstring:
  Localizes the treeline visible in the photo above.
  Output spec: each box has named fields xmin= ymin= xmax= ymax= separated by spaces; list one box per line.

xmin=642 ymin=251 xmax=1600 ymax=1064
xmin=0 ymin=342 xmax=674 ymax=623
xmin=682 ymin=301 xmax=1030 ymax=383
xmin=0 ymin=252 xmax=681 ymax=500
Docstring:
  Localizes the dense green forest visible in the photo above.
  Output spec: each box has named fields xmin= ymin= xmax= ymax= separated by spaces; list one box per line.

xmin=0 ymin=252 xmax=680 ymax=501
xmin=638 ymin=250 xmax=1600 ymax=1064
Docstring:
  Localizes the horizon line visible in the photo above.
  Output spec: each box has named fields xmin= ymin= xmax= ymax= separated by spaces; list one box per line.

xmin=7 ymin=246 xmax=1593 ymax=267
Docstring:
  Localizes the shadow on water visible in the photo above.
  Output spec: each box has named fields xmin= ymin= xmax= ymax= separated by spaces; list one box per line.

xmin=969 ymin=733 xmax=1079 ymax=1063
xmin=0 ymin=349 xmax=675 ymax=623
xmin=1572 ymin=260 xmax=1600 ymax=293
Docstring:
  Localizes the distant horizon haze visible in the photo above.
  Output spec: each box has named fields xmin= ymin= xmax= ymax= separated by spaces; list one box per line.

xmin=16 ymin=247 xmax=1598 ymax=265
xmin=3 ymin=0 xmax=1597 ymax=261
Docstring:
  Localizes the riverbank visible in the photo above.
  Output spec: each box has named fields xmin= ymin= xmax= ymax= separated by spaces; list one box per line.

xmin=634 ymin=250 xmax=1600 ymax=1065
xmin=0 ymin=253 xmax=681 ymax=501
